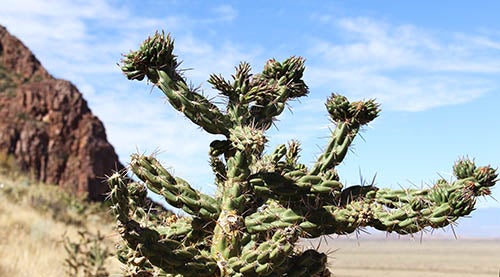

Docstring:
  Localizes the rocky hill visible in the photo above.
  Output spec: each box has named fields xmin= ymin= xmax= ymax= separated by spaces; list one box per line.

xmin=0 ymin=25 xmax=124 ymax=201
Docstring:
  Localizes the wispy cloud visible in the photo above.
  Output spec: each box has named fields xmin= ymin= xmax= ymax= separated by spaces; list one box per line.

xmin=211 ymin=4 xmax=238 ymax=22
xmin=2 ymin=2 xmax=500 ymax=201
xmin=0 ymin=1 xmax=242 ymax=80
xmin=175 ymin=34 xmax=262 ymax=89
xmin=0 ymin=0 xmax=253 ymax=191
xmin=306 ymin=17 xmax=500 ymax=111
xmin=0 ymin=0 xmax=168 ymax=78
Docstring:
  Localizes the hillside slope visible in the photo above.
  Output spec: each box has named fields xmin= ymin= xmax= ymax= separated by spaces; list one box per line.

xmin=0 ymin=170 xmax=122 ymax=276
xmin=0 ymin=24 xmax=124 ymax=201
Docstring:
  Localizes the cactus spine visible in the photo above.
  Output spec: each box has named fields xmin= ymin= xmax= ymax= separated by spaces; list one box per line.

xmin=109 ymin=31 xmax=498 ymax=276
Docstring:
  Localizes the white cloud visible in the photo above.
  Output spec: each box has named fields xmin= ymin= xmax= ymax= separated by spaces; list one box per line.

xmin=2 ymin=2 xmax=499 ymax=205
xmin=0 ymin=0 xmax=254 ymax=194
xmin=176 ymin=36 xmax=263 ymax=93
xmin=211 ymin=4 xmax=238 ymax=22
xmin=306 ymin=17 xmax=500 ymax=111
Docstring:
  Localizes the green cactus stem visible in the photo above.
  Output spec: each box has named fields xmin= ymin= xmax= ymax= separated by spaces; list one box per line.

xmin=109 ymin=31 xmax=498 ymax=276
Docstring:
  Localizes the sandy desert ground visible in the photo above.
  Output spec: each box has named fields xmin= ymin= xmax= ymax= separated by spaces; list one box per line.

xmin=303 ymin=236 xmax=500 ymax=277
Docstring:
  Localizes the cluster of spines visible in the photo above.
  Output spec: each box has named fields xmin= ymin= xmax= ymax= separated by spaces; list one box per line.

xmin=121 ymin=31 xmax=178 ymax=83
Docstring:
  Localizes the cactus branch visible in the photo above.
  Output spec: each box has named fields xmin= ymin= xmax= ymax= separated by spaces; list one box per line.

xmin=109 ymin=173 xmax=219 ymax=276
xmin=122 ymin=31 xmax=229 ymax=136
xmin=246 ymin=158 xmax=496 ymax=237
xmin=310 ymin=94 xmax=380 ymax=175
xmin=129 ymin=154 xmax=220 ymax=220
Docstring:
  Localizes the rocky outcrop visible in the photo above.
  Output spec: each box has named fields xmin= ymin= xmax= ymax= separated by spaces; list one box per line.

xmin=0 ymin=25 xmax=124 ymax=201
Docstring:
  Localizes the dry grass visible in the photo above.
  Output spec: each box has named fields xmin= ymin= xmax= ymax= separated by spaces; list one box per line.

xmin=0 ymin=171 xmax=122 ymax=276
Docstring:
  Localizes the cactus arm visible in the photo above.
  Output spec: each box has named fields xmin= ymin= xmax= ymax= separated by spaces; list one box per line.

xmin=156 ymin=70 xmax=230 ymax=135
xmin=118 ymin=220 xmax=218 ymax=276
xmin=310 ymin=94 xmax=380 ymax=175
xmin=154 ymin=215 xmax=215 ymax=245
xmin=246 ymin=159 xmax=497 ymax=237
xmin=121 ymin=31 xmax=229 ymax=136
xmin=108 ymin=173 xmax=132 ymax=225
xmin=129 ymin=154 xmax=220 ymax=220
xmin=254 ymin=141 xmax=307 ymax=174
xmin=369 ymin=160 xmax=497 ymax=234
xmin=249 ymin=171 xmax=343 ymax=206
xmin=268 ymin=143 xmax=287 ymax=166
xmin=248 ymin=57 xmax=309 ymax=130
xmin=309 ymin=121 xmax=356 ymax=175
xmin=248 ymin=139 xmax=343 ymax=206
xmin=209 ymin=62 xmax=254 ymax=125
xmin=210 ymin=57 xmax=309 ymax=130
xmin=108 ymin=173 xmax=219 ymax=276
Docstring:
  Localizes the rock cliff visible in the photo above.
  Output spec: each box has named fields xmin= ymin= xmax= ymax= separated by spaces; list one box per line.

xmin=0 ymin=25 xmax=124 ymax=201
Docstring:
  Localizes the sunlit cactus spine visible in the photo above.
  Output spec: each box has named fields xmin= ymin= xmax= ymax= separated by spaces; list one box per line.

xmin=108 ymin=31 xmax=498 ymax=276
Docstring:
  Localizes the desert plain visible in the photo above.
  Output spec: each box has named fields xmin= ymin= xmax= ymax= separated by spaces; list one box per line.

xmin=304 ymin=236 xmax=500 ymax=277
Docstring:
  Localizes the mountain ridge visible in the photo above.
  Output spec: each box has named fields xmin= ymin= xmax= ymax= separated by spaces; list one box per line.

xmin=0 ymin=24 xmax=124 ymax=201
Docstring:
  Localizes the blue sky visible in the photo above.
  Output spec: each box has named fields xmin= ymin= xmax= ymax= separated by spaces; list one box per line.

xmin=1 ymin=1 xmax=499 ymax=236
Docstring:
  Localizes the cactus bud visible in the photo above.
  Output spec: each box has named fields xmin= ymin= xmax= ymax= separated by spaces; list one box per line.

xmin=474 ymin=166 xmax=498 ymax=187
xmin=121 ymin=31 xmax=179 ymax=84
xmin=453 ymin=157 xmax=477 ymax=179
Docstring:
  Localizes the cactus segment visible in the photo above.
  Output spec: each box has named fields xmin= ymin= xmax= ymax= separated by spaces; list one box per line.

xmin=109 ymin=173 xmax=219 ymax=276
xmin=310 ymin=95 xmax=380 ymax=176
xmin=122 ymin=31 xmax=228 ymax=136
xmin=129 ymin=154 xmax=220 ymax=220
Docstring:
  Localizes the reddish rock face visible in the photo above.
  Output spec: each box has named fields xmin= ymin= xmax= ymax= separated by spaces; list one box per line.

xmin=0 ymin=25 xmax=125 ymax=201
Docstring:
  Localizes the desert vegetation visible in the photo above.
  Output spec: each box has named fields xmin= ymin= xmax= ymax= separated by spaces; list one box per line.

xmin=1 ymin=26 xmax=497 ymax=277
xmin=107 ymin=31 xmax=498 ymax=276
xmin=0 ymin=165 xmax=122 ymax=276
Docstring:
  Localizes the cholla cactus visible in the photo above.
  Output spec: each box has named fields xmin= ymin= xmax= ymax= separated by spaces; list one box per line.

xmin=108 ymin=31 xmax=498 ymax=276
